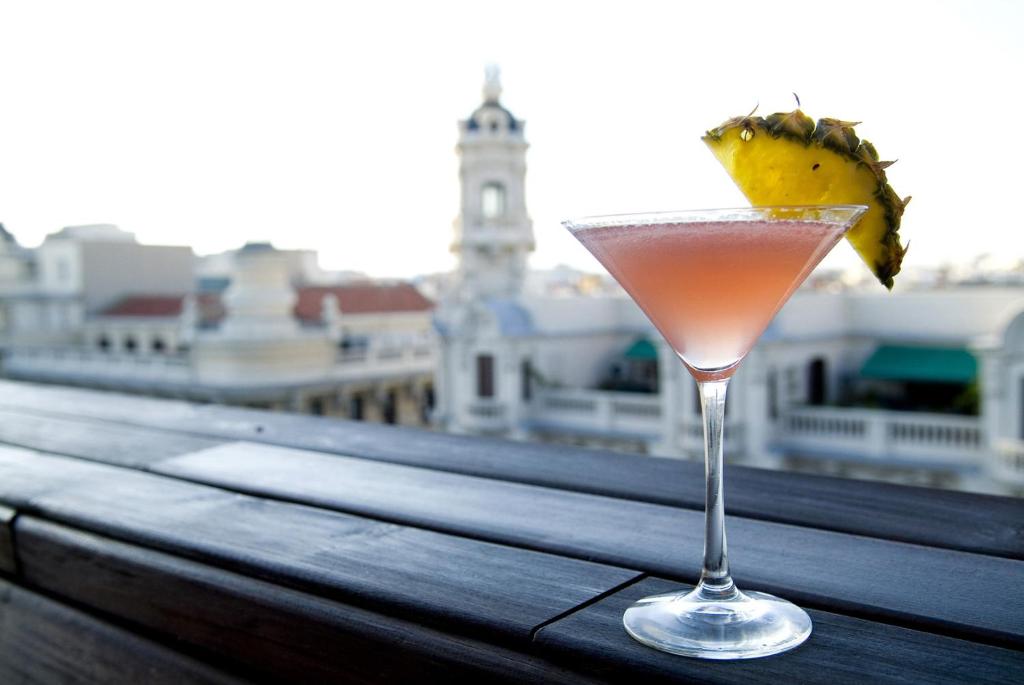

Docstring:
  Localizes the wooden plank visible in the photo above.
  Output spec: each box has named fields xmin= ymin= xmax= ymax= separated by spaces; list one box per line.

xmin=0 ymin=379 xmax=1020 ymax=560
xmin=0 ymin=408 xmax=226 ymax=467
xmin=0 ymin=577 xmax=241 ymax=685
xmin=534 ymin=577 xmax=1024 ymax=685
xmin=0 ymin=445 xmax=108 ymax=508
xmin=0 ymin=447 xmax=639 ymax=642
xmin=154 ymin=442 xmax=1024 ymax=649
xmin=17 ymin=518 xmax=597 ymax=684
xmin=0 ymin=505 xmax=15 ymax=575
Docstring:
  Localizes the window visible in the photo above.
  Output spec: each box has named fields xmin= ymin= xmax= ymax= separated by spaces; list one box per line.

xmin=339 ymin=335 xmax=369 ymax=356
xmin=808 ymin=358 xmax=827 ymax=406
xmin=309 ymin=396 xmax=325 ymax=416
xmin=151 ymin=338 xmax=166 ymax=354
xmin=477 ymin=354 xmax=495 ymax=398
xmin=521 ymin=359 xmax=533 ymax=401
xmin=786 ymin=366 xmax=800 ymax=404
xmin=123 ymin=336 xmax=137 ymax=353
xmin=767 ymin=369 xmax=779 ymax=420
xmin=481 ymin=182 xmax=506 ymax=219
xmin=421 ymin=384 xmax=435 ymax=424
xmin=97 ymin=335 xmax=111 ymax=352
xmin=350 ymin=395 xmax=364 ymax=421
xmin=383 ymin=389 xmax=399 ymax=424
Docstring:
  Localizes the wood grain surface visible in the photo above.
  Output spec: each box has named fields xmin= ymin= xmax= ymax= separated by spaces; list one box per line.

xmin=0 ymin=379 xmax=1019 ymax=560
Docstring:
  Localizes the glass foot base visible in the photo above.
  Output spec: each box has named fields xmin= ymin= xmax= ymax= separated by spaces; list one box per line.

xmin=623 ymin=584 xmax=812 ymax=660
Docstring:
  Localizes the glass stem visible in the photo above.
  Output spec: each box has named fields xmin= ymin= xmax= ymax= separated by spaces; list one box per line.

xmin=697 ymin=378 xmax=738 ymax=599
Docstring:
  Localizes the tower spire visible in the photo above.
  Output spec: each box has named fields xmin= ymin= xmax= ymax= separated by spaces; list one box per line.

xmin=483 ymin=64 xmax=502 ymax=103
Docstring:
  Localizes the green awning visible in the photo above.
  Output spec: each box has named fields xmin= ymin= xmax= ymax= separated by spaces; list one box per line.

xmin=624 ymin=338 xmax=658 ymax=361
xmin=860 ymin=345 xmax=977 ymax=384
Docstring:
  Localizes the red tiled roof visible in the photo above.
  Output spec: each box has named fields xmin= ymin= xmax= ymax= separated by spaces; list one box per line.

xmin=295 ymin=284 xmax=434 ymax=322
xmin=100 ymin=296 xmax=184 ymax=317
xmin=98 ymin=284 xmax=433 ymax=324
xmin=99 ymin=294 xmax=225 ymax=325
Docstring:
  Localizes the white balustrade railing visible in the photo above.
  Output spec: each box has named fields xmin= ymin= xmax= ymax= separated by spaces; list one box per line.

xmin=468 ymin=402 xmax=506 ymax=418
xmin=334 ymin=344 xmax=436 ymax=380
xmin=4 ymin=346 xmax=191 ymax=383
xmin=5 ymin=342 xmax=436 ymax=386
xmin=463 ymin=401 xmax=508 ymax=431
xmin=991 ymin=439 xmax=1024 ymax=487
xmin=530 ymin=388 xmax=662 ymax=437
xmin=775 ymin=406 xmax=983 ymax=467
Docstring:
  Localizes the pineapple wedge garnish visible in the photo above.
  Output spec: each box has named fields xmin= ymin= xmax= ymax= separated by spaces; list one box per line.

xmin=703 ymin=109 xmax=909 ymax=289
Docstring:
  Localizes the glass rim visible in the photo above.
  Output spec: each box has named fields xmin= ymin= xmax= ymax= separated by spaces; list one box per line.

xmin=562 ymin=205 xmax=869 ymax=232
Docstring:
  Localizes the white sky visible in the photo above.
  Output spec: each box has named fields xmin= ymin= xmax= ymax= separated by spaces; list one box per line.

xmin=1 ymin=0 xmax=1022 ymax=279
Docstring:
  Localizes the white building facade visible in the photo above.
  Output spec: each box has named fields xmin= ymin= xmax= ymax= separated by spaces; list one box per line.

xmin=435 ymin=73 xmax=1024 ymax=496
xmin=1 ymin=229 xmax=438 ymax=426
xmin=0 ymin=224 xmax=192 ymax=349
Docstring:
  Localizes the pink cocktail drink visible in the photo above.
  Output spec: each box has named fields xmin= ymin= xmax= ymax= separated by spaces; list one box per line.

xmin=572 ymin=219 xmax=845 ymax=381
xmin=565 ymin=206 xmax=867 ymax=660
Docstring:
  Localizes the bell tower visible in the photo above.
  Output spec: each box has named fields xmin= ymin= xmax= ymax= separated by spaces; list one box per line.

xmin=452 ymin=66 xmax=534 ymax=299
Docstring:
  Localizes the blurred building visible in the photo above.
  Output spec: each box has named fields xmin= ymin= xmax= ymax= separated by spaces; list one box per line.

xmin=4 ymin=72 xmax=1024 ymax=497
xmin=433 ymin=71 xmax=1024 ymax=496
xmin=0 ymin=224 xmax=34 ymax=288
xmin=0 ymin=229 xmax=436 ymax=425
xmin=0 ymin=224 xmax=192 ymax=348
xmin=197 ymin=245 xmax=362 ymax=287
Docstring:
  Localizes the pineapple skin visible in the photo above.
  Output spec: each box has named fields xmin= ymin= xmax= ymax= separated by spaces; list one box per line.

xmin=703 ymin=111 xmax=908 ymax=289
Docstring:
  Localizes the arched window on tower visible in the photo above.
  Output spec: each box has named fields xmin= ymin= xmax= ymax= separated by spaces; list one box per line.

xmin=481 ymin=182 xmax=506 ymax=220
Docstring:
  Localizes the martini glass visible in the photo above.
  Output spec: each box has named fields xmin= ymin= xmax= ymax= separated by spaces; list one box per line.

xmin=564 ymin=205 xmax=867 ymax=660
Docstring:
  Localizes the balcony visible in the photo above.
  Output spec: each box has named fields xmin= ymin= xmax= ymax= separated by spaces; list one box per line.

xmin=527 ymin=388 xmax=662 ymax=440
xmin=334 ymin=343 xmax=436 ymax=381
xmin=525 ymin=388 xmax=744 ymax=458
xmin=2 ymin=345 xmax=192 ymax=387
xmin=0 ymin=380 xmax=1020 ymax=683
xmin=774 ymin=406 xmax=984 ymax=470
xmin=3 ymin=342 xmax=436 ymax=391
xmin=519 ymin=388 xmax=988 ymax=474
xmin=464 ymin=400 xmax=508 ymax=431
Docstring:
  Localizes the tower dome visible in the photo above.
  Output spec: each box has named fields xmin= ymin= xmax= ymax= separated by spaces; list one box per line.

xmin=463 ymin=65 xmax=524 ymax=137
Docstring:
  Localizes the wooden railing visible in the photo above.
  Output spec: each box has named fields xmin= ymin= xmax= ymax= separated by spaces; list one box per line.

xmin=0 ymin=379 xmax=1020 ymax=683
